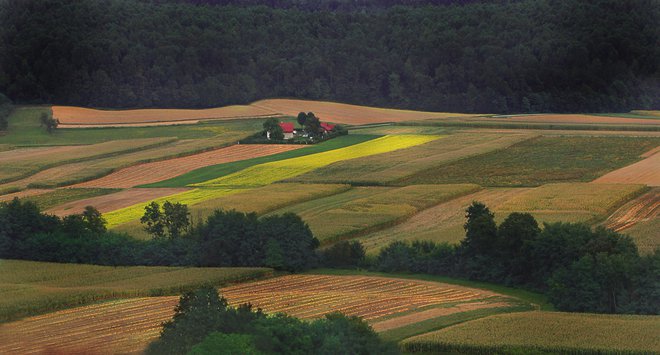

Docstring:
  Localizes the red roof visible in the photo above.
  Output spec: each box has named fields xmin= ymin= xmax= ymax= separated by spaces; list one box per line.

xmin=279 ymin=122 xmax=295 ymax=133
xmin=320 ymin=123 xmax=335 ymax=131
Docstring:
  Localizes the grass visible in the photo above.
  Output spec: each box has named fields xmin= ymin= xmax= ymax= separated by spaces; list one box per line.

xmin=20 ymin=188 xmax=120 ymax=211
xmin=399 ymin=136 xmax=660 ymax=187
xmin=0 ymin=106 xmax=264 ymax=146
xmin=267 ymin=184 xmax=480 ymax=244
xmin=401 ymin=311 xmax=660 ymax=354
xmin=287 ymin=132 xmax=533 ymax=185
xmin=194 ymin=135 xmax=440 ymax=188
xmin=0 ymin=259 xmax=272 ymax=322
xmin=144 ymin=134 xmax=380 ymax=187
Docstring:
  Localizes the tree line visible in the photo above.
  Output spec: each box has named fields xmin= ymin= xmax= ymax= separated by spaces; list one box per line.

xmin=324 ymin=202 xmax=659 ymax=315
xmin=0 ymin=198 xmax=319 ymax=272
xmin=147 ymin=286 xmax=398 ymax=355
xmin=1 ymin=0 xmax=657 ymax=113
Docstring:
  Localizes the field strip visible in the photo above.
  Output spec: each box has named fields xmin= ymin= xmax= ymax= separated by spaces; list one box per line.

xmin=194 ymin=135 xmax=440 ymax=187
xmin=45 ymin=188 xmax=191 ymax=217
xmin=52 ymin=105 xmax=280 ymax=126
xmin=603 ymin=188 xmax=659 ymax=232
xmin=592 ymin=148 xmax=660 ymax=186
xmin=103 ymin=135 xmax=438 ymax=227
xmin=0 ymin=189 xmax=52 ymax=202
xmin=401 ymin=311 xmax=660 ymax=354
xmin=476 ymin=114 xmax=660 ymax=126
xmin=371 ymin=301 xmax=511 ymax=332
xmin=250 ymin=99 xmax=480 ymax=125
xmin=358 ymin=188 xmax=530 ymax=254
xmin=104 ymin=188 xmax=243 ymax=228
xmin=71 ymin=144 xmax=306 ymax=188
xmin=0 ymin=274 xmax=507 ymax=354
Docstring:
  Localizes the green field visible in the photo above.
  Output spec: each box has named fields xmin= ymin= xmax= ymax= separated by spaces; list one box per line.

xmin=402 ymin=311 xmax=660 ymax=354
xmin=0 ymin=259 xmax=272 ymax=322
xmin=143 ymin=134 xmax=379 ymax=187
xmin=0 ymin=107 xmax=264 ymax=146
xmin=267 ymin=184 xmax=479 ymax=244
xmin=287 ymin=132 xmax=533 ymax=185
xmin=21 ymin=188 xmax=119 ymax=211
xmin=622 ymin=218 xmax=660 ymax=255
xmin=399 ymin=136 xmax=660 ymax=187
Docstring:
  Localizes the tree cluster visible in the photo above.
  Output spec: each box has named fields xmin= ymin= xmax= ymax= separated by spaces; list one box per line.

xmin=371 ymin=202 xmax=659 ymax=315
xmin=0 ymin=198 xmax=319 ymax=271
xmin=0 ymin=93 xmax=12 ymax=131
xmin=146 ymin=286 xmax=398 ymax=355
xmin=1 ymin=0 xmax=657 ymax=113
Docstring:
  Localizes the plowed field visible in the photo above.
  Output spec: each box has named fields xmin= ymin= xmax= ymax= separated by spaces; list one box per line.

xmin=45 ymin=188 xmax=190 ymax=216
xmin=604 ymin=188 xmax=659 ymax=232
xmin=73 ymin=144 xmax=306 ymax=188
xmin=53 ymin=105 xmax=279 ymax=127
xmin=592 ymin=149 xmax=660 ymax=186
xmin=252 ymin=99 xmax=477 ymax=125
xmin=0 ymin=275 xmax=504 ymax=354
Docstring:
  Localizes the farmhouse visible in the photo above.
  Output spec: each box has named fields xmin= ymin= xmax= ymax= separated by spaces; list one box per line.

xmin=320 ymin=122 xmax=335 ymax=133
xmin=278 ymin=122 xmax=295 ymax=139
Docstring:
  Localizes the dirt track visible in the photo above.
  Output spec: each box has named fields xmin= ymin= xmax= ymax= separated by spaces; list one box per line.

xmin=604 ymin=188 xmax=659 ymax=232
xmin=72 ymin=144 xmax=306 ymax=188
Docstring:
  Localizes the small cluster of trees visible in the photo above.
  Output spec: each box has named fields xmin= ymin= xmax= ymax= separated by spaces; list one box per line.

xmin=146 ymin=286 xmax=397 ymax=355
xmin=0 ymin=198 xmax=319 ymax=271
xmin=0 ymin=93 xmax=12 ymax=131
xmin=39 ymin=112 xmax=59 ymax=133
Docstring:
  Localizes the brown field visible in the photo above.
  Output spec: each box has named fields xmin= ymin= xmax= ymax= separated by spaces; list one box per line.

xmin=0 ymin=138 xmax=171 ymax=183
xmin=52 ymin=105 xmax=279 ymax=126
xmin=73 ymin=144 xmax=306 ymax=188
xmin=622 ymin=218 xmax=660 ymax=255
xmin=45 ymin=188 xmax=189 ymax=216
xmin=0 ymin=189 xmax=52 ymax=202
xmin=592 ymin=149 xmax=660 ymax=186
xmin=358 ymin=188 xmax=530 ymax=254
xmin=0 ymin=297 xmax=179 ymax=355
xmin=603 ymin=188 xmax=659 ymax=232
xmin=252 ymin=99 xmax=478 ymax=125
xmin=288 ymin=132 xmax=534 ymax=184
xmin=479 ymin=114 xmax=660 ymax=126
xmin=0 ymin=274 xmax=504 ymax=354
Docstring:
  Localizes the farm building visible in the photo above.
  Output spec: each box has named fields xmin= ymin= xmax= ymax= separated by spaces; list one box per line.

xmin=320 ymin=122 xmax=336 ymax=133
xmin=279 ymin=122 xmax=295 ymax=139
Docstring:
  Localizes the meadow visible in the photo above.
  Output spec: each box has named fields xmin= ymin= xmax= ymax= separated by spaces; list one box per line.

xmin=0 ymin=259 xmax=271 ymax=322
xmin=287 ymin=132 xmax=533 ymax=185
xmin=399 ymin=136 xmax=660 ymax=186
xmin=267 ymin=184 xmax=479 ymax=243
xmin=402 ymin=311 xmax=660 ymax=354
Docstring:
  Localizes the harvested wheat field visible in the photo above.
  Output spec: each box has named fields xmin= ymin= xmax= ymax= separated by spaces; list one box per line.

xmin=53 ymin=105 xmax=279 ymax=127
xmin=45 ymin=188 xmax=189 ymax=216
xmin=221 ymin=274 xmax=498 ymax=321
xmin=592 ymin=148 xmax=660 ymax=186
xmin=0 ymin=274 xmax=505 ymax=354
xmin=604 ymin=188 xmax=659 ymax=232
xmin=0 ymin=297 xmax=179 ymax=355
xmin=252 ymin=99 xmax=478 ymax=125
xmin=481 ymin=114 xmax=660 ymax=126
xmin=73 ymin=144 xmax=306 ymax=188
